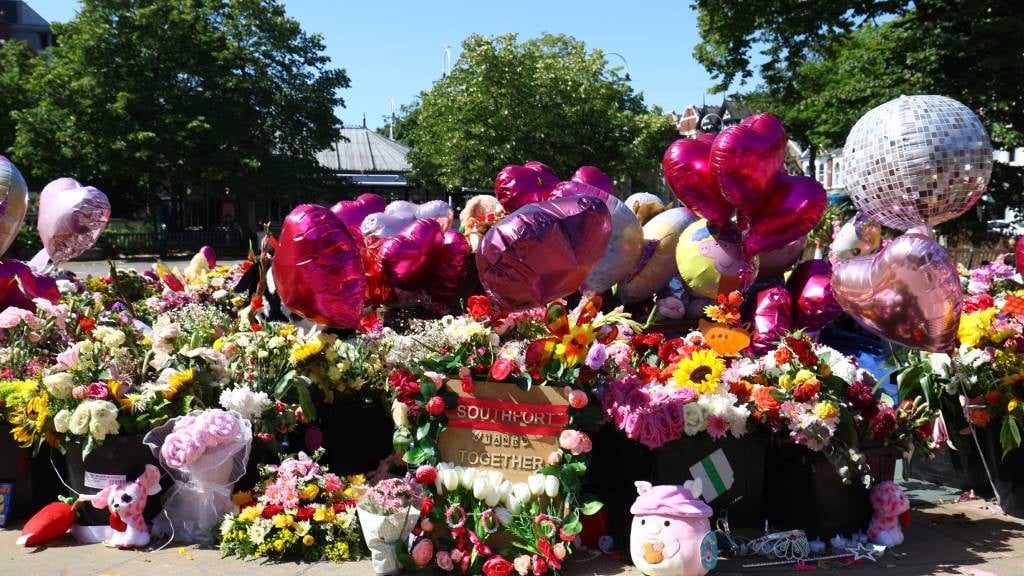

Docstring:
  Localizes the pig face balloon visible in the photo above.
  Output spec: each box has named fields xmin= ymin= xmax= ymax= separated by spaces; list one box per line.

xmin=630 ymin=481 xmax=717 ymax=576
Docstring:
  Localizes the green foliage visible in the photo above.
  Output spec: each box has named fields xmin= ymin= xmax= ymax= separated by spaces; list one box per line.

xmin=403 ymin=33 xmax=677 ymax=192
xmin=0 ymin=40 xmax=42 ymax=156
xmin=11 ymin=0 xmax=349 ymax=212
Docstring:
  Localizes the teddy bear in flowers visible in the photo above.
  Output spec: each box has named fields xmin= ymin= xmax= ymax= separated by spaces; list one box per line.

xmin=88 ymin=464 xmax=162 ymax=549
xmin=630 ymin=479 xmax=718 ymax=576
xmin=868 ymin=480 xmax=910 ymax=547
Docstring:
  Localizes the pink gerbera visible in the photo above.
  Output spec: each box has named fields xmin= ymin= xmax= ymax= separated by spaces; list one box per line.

xmin=706 ymin=414 xmax=729 ymax=439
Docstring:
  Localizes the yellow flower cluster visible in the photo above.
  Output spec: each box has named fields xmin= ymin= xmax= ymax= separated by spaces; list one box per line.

xmin=958 ymin=308 xmax=997 ymax=348
xmin=290 ymin=337 xmax=327 ymax=365
xmin=325 ymin=541 xmax=351 ymax=562
xmin=299 ymin=484 xmax=319 ymax=501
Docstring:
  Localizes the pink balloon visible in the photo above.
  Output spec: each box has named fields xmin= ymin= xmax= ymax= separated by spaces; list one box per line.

xmin=330 ymin=193 xmax=387 ymax=231
xmin=494 ymin=161 xmax=559 ymax=213
xmin=756 ymin=236 xmax=807 ymax=280
xmin=477 ymin=195 xmax=612 ymax=311
xmin=742 ymin=175 xmax=826 ymax=255
xmin=272 ymin=205 xmax=365 ymax=328
xmin=377 ymin=219 xmax=446 ymax=291
xmin=786 ymin=259 xmax=842 ymax=332
xmin=415 ymin=200 xmax=455 ymax=231
xmin=385 ymin=200 xmax=419 ymax=219
xmin=662 ymin=138 xmax=732 ymax=226
xmin=0 ymin=156 xmax=29 ymax=257
xmin=199 ymin=246 xmax=216 ymax=268
xmin=1016 ymin=238 xmax=1023 ymax=276
xmin=0 ymin=258 xmax=60 ymax=311
xmin=571 ymin=166 xmax=614 ymax=194
xmin=832 ymin=232 xmax=962 ymax=352
xmin=752 ymin=286 xmax=793 ymax=352
xmin=432 ymin=230 xmax=472 ymax=302
xmin=710 ymin=113 xmax=788 ymax=214
xmin=37 ymin=178 xmax=111 ymax=264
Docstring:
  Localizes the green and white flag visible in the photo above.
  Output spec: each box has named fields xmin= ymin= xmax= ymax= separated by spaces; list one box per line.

xmin=689 ymin=449 xmax=734 ymax=502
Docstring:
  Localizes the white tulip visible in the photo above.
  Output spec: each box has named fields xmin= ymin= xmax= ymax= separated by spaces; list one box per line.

xmin=498 ymin=480 xmax=512 ymax=501
xmin=485 ymin=485 xmax=502 ymax=507
xmin=473 ymin=476 xmax=490 ymax=501
xmin=507 ymin=495 xmax=523 ymax=514
xmin=441 ymin=469 xmax=460 ymax=493
xmin=527 ymin=474 xmax=546 ymax=496
xmin=544 ymin=475 xmax=560 ymax=498
xmin=513 ymin=482 xmax=532 ymax=502
xmin=461 ymin=467 xmax=478 ymax=490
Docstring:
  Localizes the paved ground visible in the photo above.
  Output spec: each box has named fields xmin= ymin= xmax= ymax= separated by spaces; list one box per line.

xmin=59 ymin=259 xmax=246 ymax=277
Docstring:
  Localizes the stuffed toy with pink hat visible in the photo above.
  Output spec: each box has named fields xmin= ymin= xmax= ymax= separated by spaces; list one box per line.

xmin=630 ymin=480 xmax=718 ymax=576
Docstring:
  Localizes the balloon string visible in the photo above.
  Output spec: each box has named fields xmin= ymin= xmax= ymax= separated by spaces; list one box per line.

xmin=957 ymin=377 xmax=1001 ymax=508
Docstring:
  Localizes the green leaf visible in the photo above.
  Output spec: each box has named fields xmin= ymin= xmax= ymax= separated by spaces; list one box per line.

xmin=897 ymin=365 xmax=923 ymax=402
xmin=580 ymin=499 xmax=604 ymax=516
xmin=1003 ymin=417 xmax=1022 ymax=457
xmin=416 ymin=421 xmax=432 ymax=441
xmin=879 ymin=393 xmax=895 ymax=408
xmin=295 ymin=379 xmax=317 ymax=421
xmin=273 ymin=369 xmax=297 ymax=398
xmin=420 ymin=377 xmax=437 ymax=399
xmin=404 ymin=446 xmax=428 ymax=465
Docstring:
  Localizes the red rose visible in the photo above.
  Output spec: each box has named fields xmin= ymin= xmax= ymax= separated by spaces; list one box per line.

xmin=419 ymin=495 xmax=433 ymax=516
xmin=426 ymin=396 xmax=446 ymax=416
xmin=657 ymin=338 xmax=686 ymax=364
xmin=490 ymin=358 xmax=514 ymax=381
xmin=415 ymin=465 xmax=438 ymax=486
xmin=332 ymin=502 xmax=352 ymax=513
xmin=631 ymin=332 xmax=665 ymax=351
xmin=638 ymin=363 xmax=661 ymax=383
xmin=964 ymin=293 xmax=995 ymax=313
xmin=482 ymin=556 xmax=514 ymax=576
xmin=261 ymin=504 xmax=284 ymax=519
xmin=296 ymin=507 xmax=315 ymax=521
xmin=792 ymin=378 xmax=821 ymax=403
xmin=467 ymin=295 xmax=494 ymax=321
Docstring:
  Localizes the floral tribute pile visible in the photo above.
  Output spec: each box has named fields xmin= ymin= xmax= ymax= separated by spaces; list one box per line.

xmin=218 ymin=450 xmax=367 ymax=562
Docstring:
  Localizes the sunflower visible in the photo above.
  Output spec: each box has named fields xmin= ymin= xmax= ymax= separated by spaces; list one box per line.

xmin=673 ymin=349 xmax=725 ymax=394
xmin=164 ymin=368 xmax=194 ymax=399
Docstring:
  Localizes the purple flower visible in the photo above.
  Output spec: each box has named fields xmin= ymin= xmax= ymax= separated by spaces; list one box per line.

xmin=584 ymin=343 xmax=607 ymax=370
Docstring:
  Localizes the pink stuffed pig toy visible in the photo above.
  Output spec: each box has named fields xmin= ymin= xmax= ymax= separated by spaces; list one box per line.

xmin=868 ymin=480 xmax=910 ymax=547
xmin=88 ymin=464 xmax=162 ymax=549
xmin=630 ymin=480 xmax=718 ymax=576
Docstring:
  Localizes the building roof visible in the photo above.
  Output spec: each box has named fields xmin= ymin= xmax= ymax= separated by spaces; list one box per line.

xmin=0 ymin=1 xmax=49 ymax=27
xmin=316 ymin=127 xmax=411 ymax=174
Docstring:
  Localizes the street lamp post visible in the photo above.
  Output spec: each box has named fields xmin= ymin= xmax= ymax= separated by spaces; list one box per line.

xmin=606 ymin=52 xmax=631 ymax=82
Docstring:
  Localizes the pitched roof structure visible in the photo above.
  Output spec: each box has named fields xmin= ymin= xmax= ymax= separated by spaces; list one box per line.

xmin=316 ymin=127 xmax=412 ymax=174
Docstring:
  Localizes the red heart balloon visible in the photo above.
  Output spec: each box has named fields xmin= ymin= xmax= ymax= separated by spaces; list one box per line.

xmin=710 ymin=113 xmax=788 ymax=214
xmin=831 ymin=232 xmax=962 ymax=352
xmin=272 ymin=205 xmax=365 ymax=328
xmin=663 ymin=138 xmax=732 ymax=226
xmin=494 ymin=161 xmax=559 ymax=213
xmin=377 ymin=219 xmax=446 ymax=291
xmin=431 ymin=230 xmax=472 ymax=302
xmin=571 ymin=165 xmax=614 ymax=194
xmin=477 ymin=196 xmax=611 ymax=311
xmin=330 ymin=193 xmax=387 ymax=232
xmin=742 ymin=175 xmax=827 ymax=255
xmin=786 ymin=259 xmax=842 ymax=332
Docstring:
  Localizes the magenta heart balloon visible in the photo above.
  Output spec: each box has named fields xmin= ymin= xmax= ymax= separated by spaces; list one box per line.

xmin=786 ymin=259 xmax=842 ymax=332
xmin=571 ymin=166 xmax=614 ymax=193
xmin=432 ymin=230 xmax=473 ymax=302
xmin=0 ymin=258 xmax=60 ymax=311
xmin=752 ymin=286 xmax=793 ymax=352
xmin=330 ymin=193 xmax=387 ymax=231
xmin=37 ymin=178 xmax=111 ymax=264
xmin=756 ymin=236 xmax=807 ymax=280
xmin=272 ymin=204 xmax=365 ymax=328
xmin=494 ymin=161 xmax=560 ymax=213
xmin=0 ymin=156 xmax=29 ymax=257
xmin=710 ymin=113 xmax=788 ymax=214
xmin=832 ymin=232 xmax=962 ymax=352
xmin=742 ymin=175 xmax=826 ymax=255
xmin=477 ymin=195 xmax=612 ymax=311
xmin=663 ymin=138 xmax=732 ymax=226
xmin=377 ymin=219 xmax=446 ymax=291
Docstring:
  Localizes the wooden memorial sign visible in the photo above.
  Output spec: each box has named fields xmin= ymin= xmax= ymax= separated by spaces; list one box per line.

xmin=437 ymin=379 xmax=569 ymax=483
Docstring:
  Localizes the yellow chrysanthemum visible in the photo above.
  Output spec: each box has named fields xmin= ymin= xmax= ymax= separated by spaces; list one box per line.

xmin=164 ymin=368 xmax=194 ymax=399
xmin=302 ymin=534 xmax=315 ymax=547
xmin=290 ymin=339 xmax=326 ymax=365
xmin=299 ymin=484 xmax=319 ymax=501
xmin=238 ymin=505 xmax=261 ymax=523
xmin=815 ymin=401 xmax=839 ymax=420
xmin=673 ymin=349 xmax=725 ymax=395
xmin=272 ymin=513 xmax=295 ymax=529
xmin=273 ymin=539 xmax=285 ymax=553
xmin=958 ymin=308 xmax=997 ymax=348
xmin=553 ymin=324 xmax=596 ymax=368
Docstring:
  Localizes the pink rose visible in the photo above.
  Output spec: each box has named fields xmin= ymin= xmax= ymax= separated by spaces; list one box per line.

xmin=436 ymin=551 xmax=454 ymax=571
xmin=72 ymin=385 xmax=88 ymax=400
xmin=552 ymin=543 xmax=567 ymax=561
xmin=513 ymin=555 xmax=532 ymax=576
xmin=546 ymin=451 xmax=562 ymax=466
xmin=323 ymin=473 xmax=343 ymax=494
xmin=161 ymin=432 xmax=201 ymax=468
xmin=411 ymin=538 xmax=434 ymax=568
xmin=558 ymin=430 xmax=592 ymax=455
xmin=86 ymin=382 xmax=110 ymax=399
xmin=201 ymin=410 xmax=240 ymax=441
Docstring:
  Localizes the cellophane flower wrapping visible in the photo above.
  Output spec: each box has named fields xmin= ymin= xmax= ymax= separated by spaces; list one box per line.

xmin=356 ymin=505 xmax=419 ymax=575
xmin=144 ymin=409 xmax=252 ymax=543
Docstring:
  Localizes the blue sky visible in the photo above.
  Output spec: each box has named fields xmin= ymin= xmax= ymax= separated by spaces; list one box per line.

xmin=27 ymin=1 xmax=725 ymax=129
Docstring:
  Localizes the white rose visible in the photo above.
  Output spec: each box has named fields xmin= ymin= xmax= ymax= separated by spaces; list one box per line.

xmin=390 ymin=400 xmax=409 ymax=428
xmin=68 ymin=404 xmax=91 ymax=435
xmin=927 ymin=353 xmax=951 ymax=378
xmin=683 ymin=402 xmax=707 ymax=436
xmin=88 ymin=400 xmax=119 ymax=423
xmin=53 ymin=409 xmax=72 ymax=433
xmin=43 ymin=372 xmax=75 ymax=399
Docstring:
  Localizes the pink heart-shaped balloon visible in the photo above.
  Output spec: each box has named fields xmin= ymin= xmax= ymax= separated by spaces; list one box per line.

xmin=571 ymin=166 xmax=614 ymax=194
xmin=786 ymin=259 xmax=842 ymax=332
xmin=1017 ymin=240 xmax=1024 ymax=275
xmin=742 ymin=175 xmax=826 ymax=255
xmin=663 ymin=138 xmax=732 ymax=226
xmin=330 ymin=193 xmax=387 ymax=231
xmin=0 ymin=156 xmax=29 ymax=257
xmin=37 ymin=178 xmax=111 ymax=264
xmin=272 ymin=204 xmax=366 ymax=328
xmin=494 ymin=161 xmax=559 ymax=213
xmin=752 ymin=286 xmax=793 ymax=352
xmin=832 ymin=233 xmax=962 ymax=352
xmin=710 ymin=113 xmax=788 ymax=214
xmin=431 ymin=230 xmax=473 ymax=303
xmin=477 ymin=195 xmax=611 ymax=311
xmin=377 ymin=219 xmax=446 ymax=290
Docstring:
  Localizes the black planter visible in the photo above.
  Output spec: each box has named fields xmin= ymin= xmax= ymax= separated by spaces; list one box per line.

xmin=973 ymin=418 xmax=1024 ymax=517
xmin=586 ymin=424 xmax=655 ymax=553
xmin=233 ymin=437 xmax=282 ymax=493
xmin=0 ymin=425 xmax=64 ymax=523
xmin=64 ymin=434 xmax=168 ymax=526
xmin=763 ymin=441 xmax=870 ymax=540
xmin=321 ymin=397 xmax=394 ymax=476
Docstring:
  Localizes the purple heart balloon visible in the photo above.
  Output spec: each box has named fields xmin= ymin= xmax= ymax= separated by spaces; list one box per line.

xmin=571 ymin=166 xmax=614 ymax=194
xmin=752 ymin=286 xmax=793 ymax=352
xmin=741 ymin=175 xmax=826 ymax=256
xmin=377 ymin=219 xmax=446 ymax=291
xmin=0 ymin=156 xmax=29 ymax=257
xmin=272 ymin=204 xmax=365 ymax=328
xmin=330 ymin=193 xmax=387 ymax=231
xmin=786 ymin=259 xmax=842 ymax=332
xmin=832 ymin=232 xmax=962 ymax=352
xmin=37 ymin=177 xmax=111 ymax=264
xmin=494 ymin=161 xmax=560 ymax=213
xmin=477 ymin=195 xmax=612 ymax=311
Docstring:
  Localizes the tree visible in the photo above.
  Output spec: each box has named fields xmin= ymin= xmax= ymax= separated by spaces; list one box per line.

xmin=0 ymin=40 xmax=42 ymax=156
xmin=402 ymin=33 xmax=677 ymax=193
xmin=12 ymin=0 xmax=349 ymax=225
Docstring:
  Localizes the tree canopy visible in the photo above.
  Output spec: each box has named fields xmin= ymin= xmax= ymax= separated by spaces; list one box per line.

xmin=0 ymin=40 xmax=42 ymax=156
xmin=400 ymin=33 xmax=677 ymax=193
xmin=11 ymin=0 xmax=349 ymax=218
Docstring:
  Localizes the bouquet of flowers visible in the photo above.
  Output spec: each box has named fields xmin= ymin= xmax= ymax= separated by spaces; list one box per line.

xmin=218 ymin=450 xmax=366 ymax=563
xmin=357 ymin=476 xmax=424 ymax=575
xmin=144 ymin=409 xmax=252 ymax=543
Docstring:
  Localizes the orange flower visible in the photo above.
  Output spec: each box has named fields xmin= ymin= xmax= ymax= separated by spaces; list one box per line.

xmin=729 ymin=379 xmax=754 ymax=402
xmin=752 ymin=386 xmax=781 ymax=417
xmin=966 ymin=396 xmax=991 ymax=428
xmin=774 ymin=347 xmax=793 ymax=365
